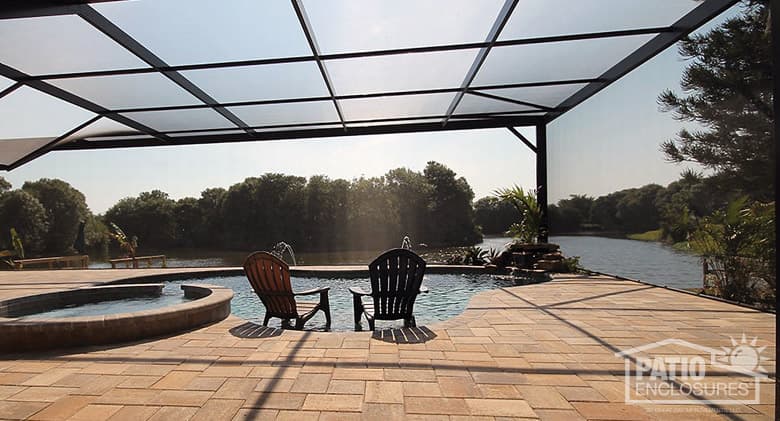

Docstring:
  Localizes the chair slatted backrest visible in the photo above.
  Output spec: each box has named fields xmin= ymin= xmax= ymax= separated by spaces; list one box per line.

xmin=368 ymin=248 xmax=426 ymax=320
xmin=243 ymin=252 xmax=297 ymax=318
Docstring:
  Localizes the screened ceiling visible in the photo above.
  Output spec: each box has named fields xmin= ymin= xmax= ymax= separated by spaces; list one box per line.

xmin=0 ymin=0 xmax=735 ymax=169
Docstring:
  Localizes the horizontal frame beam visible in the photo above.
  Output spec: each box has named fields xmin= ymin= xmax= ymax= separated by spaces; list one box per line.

xmin=20 ymin=28 xmax=674 ymax=82
xmin=56 ymin=116 xmax=545 ymax=151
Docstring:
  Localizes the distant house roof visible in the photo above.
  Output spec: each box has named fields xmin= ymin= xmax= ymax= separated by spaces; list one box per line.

xmin=0 ymin=0 xmax=736 ymax=169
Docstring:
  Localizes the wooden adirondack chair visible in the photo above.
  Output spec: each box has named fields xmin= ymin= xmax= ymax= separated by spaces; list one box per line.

xmin=350 ymin=248 xmax=428 ymax=331
xmin=243 ymin=251 xmax=331 ymax=330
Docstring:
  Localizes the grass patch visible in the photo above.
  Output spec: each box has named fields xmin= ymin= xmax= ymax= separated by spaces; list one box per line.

xmin=626 ymin=229 xmax=662 ymax=242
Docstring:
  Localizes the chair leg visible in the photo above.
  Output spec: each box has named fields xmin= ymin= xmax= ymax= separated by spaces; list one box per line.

xmin=294 ymin=318 xmax=305 ymax=330
xmin=367 ymin=318 xmax=375 ymax=331
xmin=321 ymin=292 xmax=331 ymax=329
xmin=263 ymin=313 xmax=271 ymax=326
xmin=353 ymin=295 xmax=363 ymax=331
xmin=404 ymin=316 xmax=416 ymax=328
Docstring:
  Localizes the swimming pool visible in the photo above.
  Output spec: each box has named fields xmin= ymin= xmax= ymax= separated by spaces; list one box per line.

xmin=165 ymin=273 xmax=519 ymax=331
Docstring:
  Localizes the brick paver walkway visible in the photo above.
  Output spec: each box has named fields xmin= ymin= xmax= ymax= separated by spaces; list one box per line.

xmin=0 ymin=270 xmax=775 ymax=420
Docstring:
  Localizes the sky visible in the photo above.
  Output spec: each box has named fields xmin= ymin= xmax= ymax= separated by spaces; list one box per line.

xmin=0 ymin=2 xmax=739 ymax=214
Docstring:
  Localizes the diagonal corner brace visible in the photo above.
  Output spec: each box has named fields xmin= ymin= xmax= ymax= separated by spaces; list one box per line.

xmin=507 ymin=126 xmax=536 ymax=153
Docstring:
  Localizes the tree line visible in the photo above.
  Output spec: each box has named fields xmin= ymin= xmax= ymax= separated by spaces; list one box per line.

xmin=0 ymin=161 xmax=482 ymax=257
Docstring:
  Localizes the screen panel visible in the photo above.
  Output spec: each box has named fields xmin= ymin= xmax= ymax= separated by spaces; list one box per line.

xmin=56 ymin=117 xmax=142 ymax=146
xmin=0 ymin=138 xmax=56 ymax=166
xmin=454 ymin=93 xmax=541 ymax=115
xmin=0 ymin=15 xmax=148 ymax=75
xmin=0 ymin=86 xmax=95 ymax=139
xmin=473 ymin=83 xmax=591 ymax=108
xmin=48 ymin=72 xmax=202 ymax=110
xmin=304 ymin=0 xmax=503 ymax=54
xmin=94 ymin=0 xmax=311 ymax=65
xmin=474 ymin=35 xmax=655 ymax=86
xmin=182 ymin=62 xmax=330 ymax=103
xmin=120 ymin=108 xmax=237 ymax=132
xmin=500 ymin=0 xmax=699 ymax=40
xmin=325 ymin=49 xmax=478 ymax=95
xmin=340 ymin=93 xmax=456 ymax=121
xmin=0 ymin=75 xmax=15 ymax=92
xmin=227 ymin=100 xmax=340 ymax=127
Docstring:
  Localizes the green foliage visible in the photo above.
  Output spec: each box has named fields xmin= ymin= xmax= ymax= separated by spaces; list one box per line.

xmin=0 ymin=176 xmax=10 ymax=194
xmin=462 ymin=246 xmax=488 ymax=266
xmin=424 ymin=162 xmax=481 ymax=245
xmin=659 ymin=1 xmax=772 ymax=200
xmin=107 ymin=222 xmax=137 ymax=258
xmin=691 ymin=197 xmax=775 ymax=307
xmin=561 ymin=256 xmax=582 ymax=273
xmin=98 ymin=162 xmax=480 ymax=253
xmin=0 ymin=228 xmax=25 ymax=269
xmin=474 ymin=197 xmax=517 ymax=235
xmin=626 ymin=229 xmax=663 ymax=242
xmin=10 ymin=228 xmax=24 ymax=259
xmin=0 ymin=190 xmax=48 ymax=256
xmin=22 ymin=178 xmax=89 ymax=255
xmin=494 ymin=185 xmax=542 ymax=243
xmin=105 ymin=190 xmax=178 ymax=250
xmin=548 ymin=194 xmax=594 ymax=233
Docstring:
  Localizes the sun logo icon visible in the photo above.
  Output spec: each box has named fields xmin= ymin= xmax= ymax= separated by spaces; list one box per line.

xmin=718 ymin=334 xmax=769 ymax=374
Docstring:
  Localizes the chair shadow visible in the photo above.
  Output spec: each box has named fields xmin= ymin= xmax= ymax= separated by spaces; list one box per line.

xmin=371 ymin=326 xmax=437 ymax=344
xmin=228 ymin=321 xmax=283 ymax=338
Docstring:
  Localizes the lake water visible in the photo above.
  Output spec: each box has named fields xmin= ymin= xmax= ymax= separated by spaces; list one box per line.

xmin=166 ymin=273 xmax=519 ymax=331
xmin=550 ymin=235 xmax=702 ymax=289
xmin=90 ymin=236 xmax=703 ymax=289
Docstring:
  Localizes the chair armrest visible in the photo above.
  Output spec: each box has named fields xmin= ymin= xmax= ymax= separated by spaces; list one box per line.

xmin=419 ymin=285 xmax=429 ymax=293
xmin=294 ymin=286 xmax=330 ymax=296
xmin=348 ymin=287 xmax=371 ymax=296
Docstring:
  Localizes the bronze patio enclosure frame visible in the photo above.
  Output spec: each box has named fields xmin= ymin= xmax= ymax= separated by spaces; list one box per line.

xmin=0 ymin=0 xmax=739 ymax=244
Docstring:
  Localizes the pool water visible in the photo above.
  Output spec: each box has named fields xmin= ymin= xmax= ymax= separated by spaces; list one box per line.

xmin=26 ymin=292 xmax=191 ymax=319
xmin=166 ymin=274 xmax=516 ymax=331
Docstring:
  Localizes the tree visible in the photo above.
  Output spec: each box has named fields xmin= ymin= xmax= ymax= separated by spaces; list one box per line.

xmin=196 ymin=187 xmax=226 ymax=247
xmin=104 ymin=190 xmax=178 ymax=250
xmin=304 ymin=176 xmax=349 ymax=250
xmin=22 ymin=178 xmax=89 ymax=254
xmin=658 ymin=0 xmax=772 ymax=199
xmin=385 ymin=168 xmax=431 ymax=242
xmin=0 ymin=190 xmax=49 ymax=256
xmin=615 ymin=184 xmax=664 ymax=233
xmin=494 ymin=185 xmax=542 ymax=243
xmin=424 ymin=162 xmax=481 ymax=245
xmin=474 ymin=196 xmax=516 ymax=235
xmin=174 ymin=197 xmax=201 ymax=248
xmin=0 ymin=176 xmax=10 ymax=194
xmin=346 ymin=176 xmax=398 ymax=250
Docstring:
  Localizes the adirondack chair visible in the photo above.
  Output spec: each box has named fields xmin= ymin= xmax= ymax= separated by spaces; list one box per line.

xmin=350 ymin=248 xmax=428 ymax=331
xmin=243 ymin=251 xmax=331 ymax=330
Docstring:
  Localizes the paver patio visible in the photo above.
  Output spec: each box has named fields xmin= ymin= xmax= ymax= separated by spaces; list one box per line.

xmin=0 ymin=270 xmax=775 ymax=420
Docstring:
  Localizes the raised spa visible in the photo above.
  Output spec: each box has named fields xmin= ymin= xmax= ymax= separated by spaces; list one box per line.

xmin=0 ymin=283 xmax=232 ymax=353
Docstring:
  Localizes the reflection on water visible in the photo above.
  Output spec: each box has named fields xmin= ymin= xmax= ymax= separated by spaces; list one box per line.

xmin=89 ymin=235 xmax=702 ymax=289
xmin=551 ymin=235 xmax=702 ymax=289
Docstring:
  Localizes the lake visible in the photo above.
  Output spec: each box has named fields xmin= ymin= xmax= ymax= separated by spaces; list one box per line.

xmin=550 ymin=235 xmax=702 ymax=289
xmin=91 ymin=235 xmax=703 ymax=289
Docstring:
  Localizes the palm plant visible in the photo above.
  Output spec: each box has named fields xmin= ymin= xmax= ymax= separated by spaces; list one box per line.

xmin=108 ymin=223 xmax=137 ymax=258
xmin=1 ymin=228 xmax=24 ymax=269
xmin=494 ymin=185 xmax=543 ymax=243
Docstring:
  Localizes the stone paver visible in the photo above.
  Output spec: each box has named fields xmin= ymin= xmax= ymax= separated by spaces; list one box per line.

xmin=0 ymin=270 xmax=775 ymax=419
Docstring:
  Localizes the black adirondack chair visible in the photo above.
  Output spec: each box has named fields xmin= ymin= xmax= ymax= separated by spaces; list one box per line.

xmin=243 ymin=251 xmax=331 ymax=330
xmin=350 ymin=248 xmax=428 ymax=331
